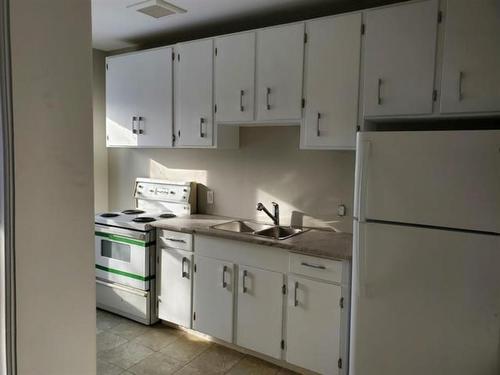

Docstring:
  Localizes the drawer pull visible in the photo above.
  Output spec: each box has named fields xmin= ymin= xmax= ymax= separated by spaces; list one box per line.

xmin=300 ymin=262 xmax=326 ymax=270
xmin=164 ymin=237 xmax=186 ymax=243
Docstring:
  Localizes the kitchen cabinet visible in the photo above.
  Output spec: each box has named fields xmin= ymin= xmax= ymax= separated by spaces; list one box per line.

xmin=236 ymin=265 xmax=284 ymax=359
xmin=301 ymin=13 xmax=362 ymax=150
xmin=174 ymin=39 xmax=214 ymax=147
xmin=363 ymin=0 xmax=439 ymax=117
xmin=157 ymin=247 xmax=193 ymax=328
xmin=256 ymin=23 xmax=304 ymax=121
xmin=106 ymin=47 xmax=173 ymax=147
xmin=440 ymin=0 xmax=500 ymax=114
xmin=215 ymin=32 xmax=255 ymax=123
xmin=286 ymin=275 xmax=343 ymax=375
xmin=192 ymin=255 xmax=234 ymax=342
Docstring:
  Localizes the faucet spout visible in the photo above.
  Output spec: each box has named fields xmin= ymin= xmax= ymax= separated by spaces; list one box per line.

xmin=256 ymin=201 xmax=280 ymax=226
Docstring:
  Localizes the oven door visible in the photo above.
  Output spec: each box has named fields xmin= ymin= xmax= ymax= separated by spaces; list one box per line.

xmin=95 ymin=225 xmax=154 ymax=290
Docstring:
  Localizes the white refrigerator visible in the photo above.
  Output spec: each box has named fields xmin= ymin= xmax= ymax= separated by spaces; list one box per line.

xmin=350 ymin=130 xmax=500 ymax=375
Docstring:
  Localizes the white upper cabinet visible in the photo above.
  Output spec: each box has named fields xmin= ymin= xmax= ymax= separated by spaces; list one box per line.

xmin=106 ymin=47 xmax=173 ymax=147
xmin=440 ymin=0 xmax=500 ymax=114
xmin=256 ymin=23 xmax=305 ymax=121
xmin=363 ymin=0 xmax=439 ymax=117
xmin=215 ymin=32 xmax=255 ymax=123
xmin=301 ymin=13 xmax=362 ymax=150
xmin=174 ymin=39 xmax=214 ymax=147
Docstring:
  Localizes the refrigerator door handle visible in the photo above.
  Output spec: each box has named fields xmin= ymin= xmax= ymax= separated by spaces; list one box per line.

xmin=354 ymin=138 xmax=371 ymax=222
xmin=354 ymin=222 xmax=367 ymax=298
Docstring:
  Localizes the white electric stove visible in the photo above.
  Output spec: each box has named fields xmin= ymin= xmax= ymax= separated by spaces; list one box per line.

xmin=95 ymin=178 xmax=196 ymax=325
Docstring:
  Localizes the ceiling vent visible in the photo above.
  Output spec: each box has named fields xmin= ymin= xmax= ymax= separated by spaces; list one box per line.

xmin=127 ymin=0 xmax=186 ymax=19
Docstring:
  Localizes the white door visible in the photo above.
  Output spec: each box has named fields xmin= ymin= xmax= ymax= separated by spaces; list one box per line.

xmin=286 ymin=276 xmax=342 ymax=375
xmin=351 ymin=221 xmax=500 ymax=375
xmin=106 ymin=54 xmax=139 ymax=147
xmin=440 ymin=0 xmax=500 ymax=114
xmin=192 ymin=255 xmax=234 ymax=342
xmin=256 ymin=23 xmax=304 ymax=121
xmin=236 ymin=265 xmax=283 ymax=359
xmin=157 ymin=248 xmax=192 ymax=328
xmin=363 ymin=0 xmax=439 ymax=117
xmin=355 ymin=131 xmax=500 ymax=233
xmin=302 ymin=13 xmax=362 ymax=149
xmin=215 ymin=32 xmax=255 ymax=123
xmin=174 ymin=40 xmax=213 ymax=147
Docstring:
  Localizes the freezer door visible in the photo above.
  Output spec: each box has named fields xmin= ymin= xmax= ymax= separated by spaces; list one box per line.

xmin=354 ymin=130 xmax=500 ymax=233
xmin=350 ymin=221 xmax=500 ymax=375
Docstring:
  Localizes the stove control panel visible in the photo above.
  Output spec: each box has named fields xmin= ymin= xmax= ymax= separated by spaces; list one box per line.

xmin=135 ymin=182 xmax=191 ymax=203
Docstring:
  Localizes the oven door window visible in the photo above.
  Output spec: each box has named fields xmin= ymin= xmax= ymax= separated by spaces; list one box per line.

xmin=101 ymin=240 xmax=131 ymax=263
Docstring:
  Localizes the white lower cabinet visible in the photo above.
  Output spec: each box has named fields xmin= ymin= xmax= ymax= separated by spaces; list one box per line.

xmin=157 ymin=248 xmax=193 ymax=328
xmin=236 ymin=265 xmax=284 ymax=359
xmin=192 ymin=255 xmax=234 ymax=342
xmin=286 ymin=275 xmax=343 ymax=375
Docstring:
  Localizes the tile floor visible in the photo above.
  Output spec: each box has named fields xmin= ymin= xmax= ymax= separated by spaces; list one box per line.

xmin=97 ymin=309 xmax=298 ymax=375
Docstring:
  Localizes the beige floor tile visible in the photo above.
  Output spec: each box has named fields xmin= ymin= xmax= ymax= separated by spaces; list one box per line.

xmin=128 ymin=352 xmax=184 ymax=375
xmin=173 ymin=364 xmax=220 ymax=375
xmin=131 ymin=325 xmax=182 ymax=351
xmin=225 ymin=356 xmax=280 ymax=375
xmin=111 ymin=320 xmax=149 ymax=341
xmin=276 ymin=368 xmax=300 ymax=375
xmin=99 ymin=341 xmax=154 ymax=369
xmin=97 ymin=359 xmax=124 ymax=375
xmin=97 ymin=332 xmax=128 ymax=353
xmin=188 ymin=345 xmax=244 ymax=373
xmin=160 ymin=334 xmax=211 ymax=362
xmin=97 ymin=309 xmax=127 ymax=331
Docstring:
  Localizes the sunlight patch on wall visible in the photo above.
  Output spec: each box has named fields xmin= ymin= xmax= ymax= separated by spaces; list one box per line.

xmin=149 ymin=159 xmax=207 ymax=185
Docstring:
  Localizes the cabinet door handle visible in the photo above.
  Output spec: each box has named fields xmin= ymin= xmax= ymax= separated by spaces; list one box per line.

xmin=377 ymin=78 xmax=383 ymax=105
xmin=300 ymin=261 xmax=326 ymax=270
xmin=132 ymin=116 xmax=138 ymax=134
xmin=242 ymin=269 xmax=248 ymax=293
xmin=199 ymin=117 xmax=205 ymax=138
xmin=293 ymin=281 xmax=299 ymax=307
xmin=138 ymin=116 xmax=144 ymax=135
xmin=458 ymin=71 xmax=464 ymax=101
xmin=181 ymin=257 xmax=188 ymax=278
xmin=221 ymin=265 xmax=227 ymax=288
xmin=316 ymin=112 xmax=321 ymax=137
xmin=266 ymin=87 xmax=271 ymax=110
xmin=240 ymin=90 xmax=244 ymax=112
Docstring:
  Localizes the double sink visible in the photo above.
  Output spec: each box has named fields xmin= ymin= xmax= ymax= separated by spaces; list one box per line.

xmin=211 ymin=220 xmax=306 ymax=240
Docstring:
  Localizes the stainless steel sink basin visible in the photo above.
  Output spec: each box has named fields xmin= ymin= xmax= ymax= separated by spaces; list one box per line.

xmin=211 ymin=220 xmax=306 ymax=240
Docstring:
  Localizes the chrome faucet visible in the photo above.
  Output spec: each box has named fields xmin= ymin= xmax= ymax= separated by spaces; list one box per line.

xmin=256 ymin=202 xmax=279 ymax=226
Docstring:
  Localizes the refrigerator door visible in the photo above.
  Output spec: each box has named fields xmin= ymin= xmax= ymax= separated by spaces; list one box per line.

xmin=354 ymin=130 xmax=500 ymax=233
xmin=350 ymin=221 xmax=500 ymax=375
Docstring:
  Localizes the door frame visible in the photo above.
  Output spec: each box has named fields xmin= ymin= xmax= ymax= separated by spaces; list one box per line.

xmin=0 ymin=0 xmax=17 ymax=373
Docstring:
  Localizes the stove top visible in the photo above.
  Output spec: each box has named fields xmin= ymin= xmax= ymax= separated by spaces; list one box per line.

xmin=95 ymin=209 xmax=176 ymax=231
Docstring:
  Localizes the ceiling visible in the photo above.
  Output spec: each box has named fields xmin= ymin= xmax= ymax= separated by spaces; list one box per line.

xmin=91 ymin=0 xmax=404 ymax=52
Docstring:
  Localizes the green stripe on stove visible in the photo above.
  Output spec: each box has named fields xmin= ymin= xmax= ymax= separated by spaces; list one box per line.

xmin=95 ymin=231 xmax=155 ymax=247
xmin=95 ymin=264 xmax=155 ymax=281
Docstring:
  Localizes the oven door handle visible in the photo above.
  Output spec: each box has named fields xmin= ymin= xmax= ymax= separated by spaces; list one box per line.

xmin=96 ymin=279 xmax=148 ymax=297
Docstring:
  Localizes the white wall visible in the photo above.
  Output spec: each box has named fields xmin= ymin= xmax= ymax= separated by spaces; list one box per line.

xmin=10 ymin=0 xmax=96 ymax=373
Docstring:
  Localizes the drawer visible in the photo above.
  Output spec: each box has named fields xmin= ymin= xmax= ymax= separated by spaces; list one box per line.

xmin=289 ymin=253 xmax=342 ymax=283
xmin=158 ymin=229 xmax=193 ymax=251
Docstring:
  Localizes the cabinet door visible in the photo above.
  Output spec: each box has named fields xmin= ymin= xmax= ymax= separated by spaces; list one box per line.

xmin=174 ymin=40 xmax=213 ymax=147
xmin=236 ymin=265 xmax=284 ymax=359
xmin=157 ymin=248 xmax=192 ymax=328
xmin=192 ymin=255 xmax=234 ymax=342
xmin=135 ymin=48 xmax=173 ymax=147
xmin=256 ymin=23 xmax=304 ymax=121
xmin=363 ymin=0 xmax=439 ymax=117
xmin=215 ymin=32 xmax=255 ymax=122
xmin=106 ymin=54 xmax=139 ymax=147
xmin=440 ymin=0 xmax=500 ymax=114
xmin=286 ymin=276 xmax=342 ymax=375
xmin=302 ymin=13 xmax=361 ymax=149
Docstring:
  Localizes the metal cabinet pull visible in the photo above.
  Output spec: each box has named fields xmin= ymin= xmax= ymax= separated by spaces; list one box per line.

xmin=222 ymin=265 xmax=227 ymax=288
xmin=132 ymin=116 xmax=138 ymax=134
xmin=293 ymin=281 xmax=299 ymax=306
xmin=138 ymin=116 xmax=144 ymax=135
xmin=240 ymin=90 xmax=244 ymax=112
xmin=164 ymin=237 xmax=186 ymax=243
xmin=199 ymin=117 xmax=205 ymax=138
xmin=377 ymin=78 xmax=383 ymax=105
xmin=181 ymin=257 xmax=188 ymax=278
xmin=458 ymin=71 xmax=464 ymax=101
xmin=301 ymin=261 xmax=326 ymax=270
xmin=316 ymin=112 xmax=321 ymax=137
xmin=266 ymin=87 xmax=271 ymax=110
xmin=242 ymin=269 xmax=248 ymax=293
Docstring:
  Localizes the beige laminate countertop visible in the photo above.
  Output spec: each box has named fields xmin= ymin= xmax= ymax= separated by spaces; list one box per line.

xmin=151 ymin=214 xmax=352 ymax=261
